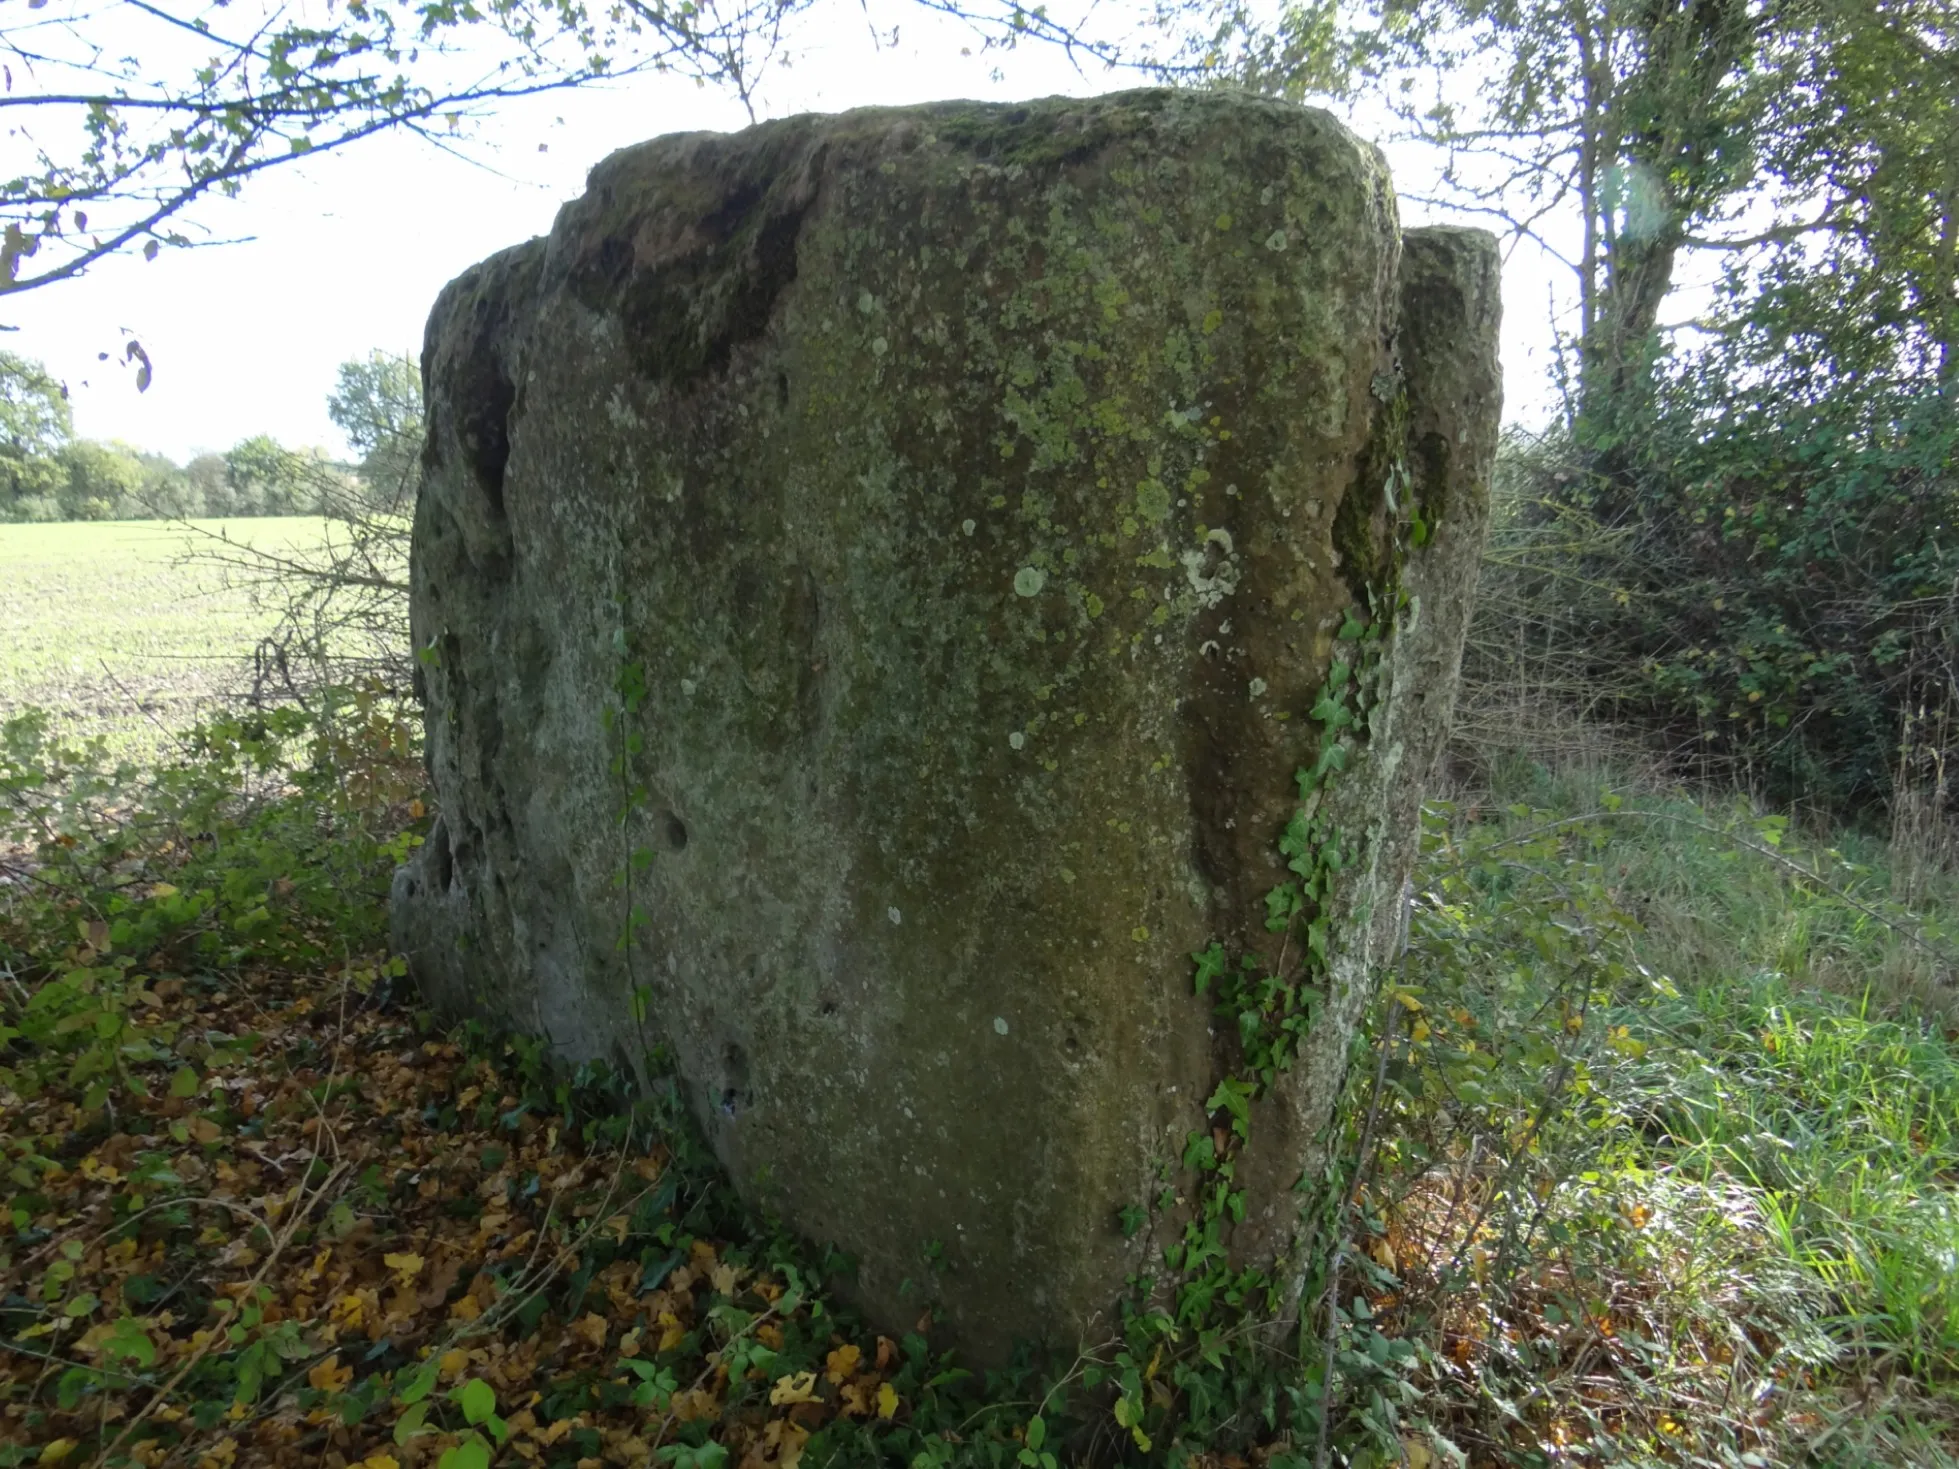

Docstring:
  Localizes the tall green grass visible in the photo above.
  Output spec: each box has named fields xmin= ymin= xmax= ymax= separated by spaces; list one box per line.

xmin=1391 ymin=749 xmax=1959 ymax=1463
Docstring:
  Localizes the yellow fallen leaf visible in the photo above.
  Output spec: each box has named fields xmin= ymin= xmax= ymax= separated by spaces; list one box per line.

xmin=569 ymin=1312 xmax=608 ymax=1350
xmin=439 ymin=1348 xmax=470 ymax=1378
xmin=38 ymin=1439 xmax=80 ymax=1465
xmin=383 ymin=1252 xmax=425 ymax=1280
xmin=307 ymin=1354 xmax=352 ymax=1393
xmin=671 ymin=1387 xmax=719 ymax=1424
xmin=876 ymin=1382 xmax=898 ymax=1420
xmin=152 ymin=883 xmax=179 ymax=898
xmin=1369 ymin=1238 xmax=1397 ymax=1272
xmin=449 ymin=1294 xmax=483 ymax=1322
xmin=770 ymin=1371 xmax=820 ymax=1406
xmin=824 ymin=1343 xmax=861 ymax=1384
xmin=764 ymin=1419 xmax=810 ymax=1469
xmin=358 ymin=1456 xmax=402 ymax=1469
xmin=1400 ymin=1438 xmax=1433 ymax=1469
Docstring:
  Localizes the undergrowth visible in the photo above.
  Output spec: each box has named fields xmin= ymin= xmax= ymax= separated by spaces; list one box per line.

xmin=5 ymin=708 xmax=1959 ymax=1467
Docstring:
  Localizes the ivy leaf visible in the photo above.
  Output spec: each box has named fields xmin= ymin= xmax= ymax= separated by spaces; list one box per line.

xmin=1190 ymin=943 xmax=1227 ymax=995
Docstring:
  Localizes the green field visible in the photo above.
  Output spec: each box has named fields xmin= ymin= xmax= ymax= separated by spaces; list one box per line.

xmin=0 ymin=517 xmax=331 ymax=761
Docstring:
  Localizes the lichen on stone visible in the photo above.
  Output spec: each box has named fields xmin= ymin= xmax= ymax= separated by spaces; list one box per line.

xmin=393 ymin=88 xmax=1501 ymax=1364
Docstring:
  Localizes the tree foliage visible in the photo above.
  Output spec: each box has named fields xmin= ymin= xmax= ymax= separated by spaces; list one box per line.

xmin=329 ymin=349 xmax=424 ymax=511
xmin=0 ymin=0 xmax=801 ymax=301
xmin=1334 ymin=0 xmax=1788 ymax=442
xmin=0 ymin=349 xmax=71 ymax=510
xmin=1256 ymin=0 xmax=1958 ymax=808
xmin=0 ymin=0 xmax=1202 ymax=309
xmin=0 ymin=348 xmax=392 ymax=522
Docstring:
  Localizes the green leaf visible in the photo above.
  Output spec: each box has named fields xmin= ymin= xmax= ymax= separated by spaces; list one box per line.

xmin=1190 ymin=942 xmax=1227 ymax=995
xmin=393 ymin=1399 xmax=430 ymax=1446
xmin=437 ymin=1437 xmax=491 ymax=1469
xmin=398 ymin=1359 xmax=439 ymax=1406
xmin=457 ymin=1377 xmax=496 ymax=1425
xmin=104 ymin=1317 xmax=156 ymax=1367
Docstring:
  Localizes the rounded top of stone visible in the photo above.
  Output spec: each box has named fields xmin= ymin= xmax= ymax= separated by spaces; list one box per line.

xmin=576 ymin=86 xmax=1370 ymax=197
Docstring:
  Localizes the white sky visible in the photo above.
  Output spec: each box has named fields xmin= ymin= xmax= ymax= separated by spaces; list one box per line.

xmin=4 ymin=5 xmax=1573 ymax=463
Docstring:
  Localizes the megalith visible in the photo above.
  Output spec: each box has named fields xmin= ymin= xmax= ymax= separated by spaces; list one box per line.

xmin=392 ymin=89 xmax=1501 ymax=1363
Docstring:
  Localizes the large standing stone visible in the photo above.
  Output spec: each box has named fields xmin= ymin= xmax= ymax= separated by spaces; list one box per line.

xmin=392 ymin=89 xmax=1500 ymax=1363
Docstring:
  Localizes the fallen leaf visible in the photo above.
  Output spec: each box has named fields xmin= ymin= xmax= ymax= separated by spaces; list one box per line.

xmin=770 ymin=1372 xmax=820 ymax=1406
xmin=823 ymin=1343 xmax=861 ymax=1384
xmin=671 ymin=1387 xmax=719 ymax=1423
xmin=307 ymin=1354 xmax=352 ymax=1393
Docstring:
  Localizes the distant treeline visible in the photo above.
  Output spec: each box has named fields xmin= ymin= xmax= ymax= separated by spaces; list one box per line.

xmin=0 ymin=350 xmax=421 ymax=523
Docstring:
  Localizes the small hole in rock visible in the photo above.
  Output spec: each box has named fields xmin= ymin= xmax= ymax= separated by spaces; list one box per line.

xmin=663 ymin=812 xmax=689 ymax=851
xmin=719 ymin=1040 xmax=750 ymax=1118
xmin=776 ymin=371 xmax=790 ymax=409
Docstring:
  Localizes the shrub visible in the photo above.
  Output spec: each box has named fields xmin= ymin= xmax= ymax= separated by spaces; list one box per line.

xmin=1481 ymin=372 xmax=1958 ymax=815
xmin=0 ymin=692 xmax=423 ymax=1109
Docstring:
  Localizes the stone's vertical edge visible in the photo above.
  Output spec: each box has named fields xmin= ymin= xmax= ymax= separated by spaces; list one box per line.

xmin=1236 ymin=225 xmax=1502 ymax=1305
xmin=390 ymin=239 xmax=548 ymax=1028
xmin=1398 ymin=227 xmax=1503 ymax=551
xmin=1379 ymin=226 xmax=1503 ymax=852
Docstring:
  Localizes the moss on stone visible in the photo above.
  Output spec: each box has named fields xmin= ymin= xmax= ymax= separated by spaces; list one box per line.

xmin=395 ymin=89 xmax=1500 ymax=1366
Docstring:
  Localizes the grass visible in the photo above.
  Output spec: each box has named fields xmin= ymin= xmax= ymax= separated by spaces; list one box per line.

xmin=7 ymin=536 xmax=1959 ymax=1462
xmin=0 ymin=519 xmax=330 ymax=764
xmin=1374 ymin=750 xmax=1959 ymax=1464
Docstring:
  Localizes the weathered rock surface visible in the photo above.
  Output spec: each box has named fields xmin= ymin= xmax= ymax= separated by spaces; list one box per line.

xmin=392 ymin=89 xmax=1500 ymax=1362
